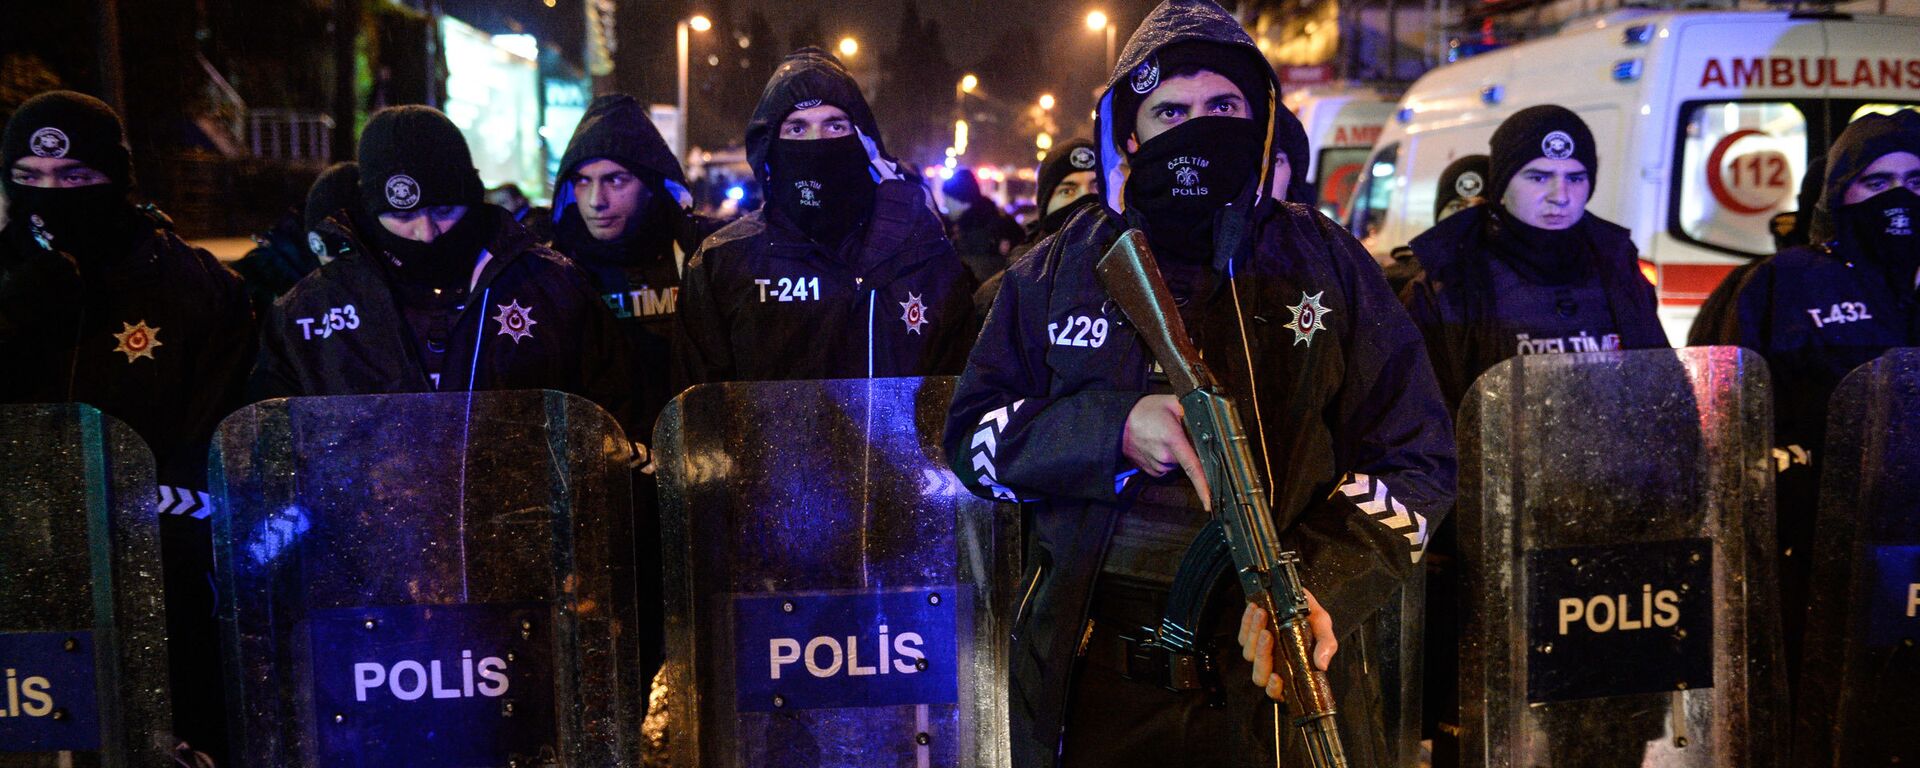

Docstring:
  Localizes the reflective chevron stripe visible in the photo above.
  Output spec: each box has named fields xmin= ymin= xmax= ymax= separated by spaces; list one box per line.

xmin=157 ymin=485 xmax=213 ymax=520
xmin=970 ymin=399 xmax=1026 ymax=501
xmin=1332 ymin=472 xmax=1427 ymax=563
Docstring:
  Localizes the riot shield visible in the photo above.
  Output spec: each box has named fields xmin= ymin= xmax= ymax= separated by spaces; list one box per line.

xmin=1796 ymin=348 xmax=1920 ymax=766
xmin=654 ymin=377 xmax=1018 ymax=768
xmin=0 ymin=404 xmax=173 ymax=766
xmin=1455 ymin=347 xmax=1785 ymax=767
xmin=211 ymin=390 xmax=639 ymax=767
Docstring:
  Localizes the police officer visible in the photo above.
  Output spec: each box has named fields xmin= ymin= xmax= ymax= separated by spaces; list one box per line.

xmin=1398 ymin=106 xmax=1668 ymax=768
xmin=1384 ymin=154 xmax=1489 ymax=295
xmin=251 ymin=105 xmax=631 ymax=423
xmin=1687 ymin=155 xmax=1826 ymax=346
xmin=1694 ymin=109 xmax=1920 ymax=674
xmin=549 ymin=92 xmax=712 ymax=683
xmin=1399 ymin=106 xmax=1667 ymax=408
xmin=301 ymin=160 xmax=363 ymax=266
xmin=944 ymin=2 xmax=1455 ymax=764
xmin=673 ymin=47 xmax=972 ymax=384
xmin=943 ymin=168 xmax=1024 ymax=283
xmin=973 ymin=138 xmax=1103 ymax=316
xmin=233 ymin=164 xmax=357 ymax=317
xmin=485 ymin=182 xmax=552 ymax=244
xmin=1269 ymin=100 xmax=1315 ymax=205
xmin=0 ymin=89 xmax=254 ymax=762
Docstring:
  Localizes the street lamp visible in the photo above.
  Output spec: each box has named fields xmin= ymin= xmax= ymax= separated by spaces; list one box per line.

xmin=838 ymin=36 xmax=858 ymax=57
xmin=1087 ymin=10 xmax=1117 ymax=75
xmin=959 ymin=73 xmax=979 ymax=94
xmin=1036 ymin=132 xmax=1053 ymax=150
xmin=1039 ymin=93 xmax=1056 ymax=111
xmin=676 ymin=14 xmax=712 ymax=163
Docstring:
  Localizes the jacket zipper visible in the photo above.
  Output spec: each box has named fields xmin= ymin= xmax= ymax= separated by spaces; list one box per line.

xmin=1012 ymin=560 xmax=1047 ymax=633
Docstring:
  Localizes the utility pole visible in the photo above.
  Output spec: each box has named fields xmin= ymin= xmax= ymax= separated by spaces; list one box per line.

xmin=97 ymin=0 xmax=127 ymax=114
xmin=333 ymin=0 xmax=358 ymax=161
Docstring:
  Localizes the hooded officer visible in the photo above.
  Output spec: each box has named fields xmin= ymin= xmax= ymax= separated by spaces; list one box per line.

xmin=673 ymin=47 xmax=973 ymax=384
xmin=250 ymin=105 xmax=632 ymax=424
xmin=232 ymin=164 xmax=360 ymax=317
xmin=1269 ymin=100 xmax=1315 ymax=205
xmin=943 ymin=167 xmax=1025 ymax=283
xmin=1399 ymin=106 xmax=1668 ymax=409
xmin=943 ymin=2 xmax=1455 ymax=764
xmin=1695 ymin=109 xmax=1920 ymax=676
xmin=1 ymin=89 xmax=255 ymax=764
xmin=1382 ymin=154 xmax=1489 ymax=293
xmin=1686 ymin=155 xmax=1826 ymax=346
xmin=301 ymin=160 xmax=363 ymax=266
xmin=549 ymin=92 xmax=716 ymax=685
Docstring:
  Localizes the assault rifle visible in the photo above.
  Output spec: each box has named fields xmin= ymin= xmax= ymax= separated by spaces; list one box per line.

xmin=1095 ymin=229 xmax=1348 ymax=768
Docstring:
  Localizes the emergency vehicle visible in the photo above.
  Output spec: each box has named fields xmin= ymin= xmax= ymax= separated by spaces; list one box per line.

xmin=1288 ymin=89 xmax=1400 ymax=221
xmin=1344 ymin=9 xmax=1920 ymax=341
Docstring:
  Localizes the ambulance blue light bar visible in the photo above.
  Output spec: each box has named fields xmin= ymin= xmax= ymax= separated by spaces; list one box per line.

xmin=1622 ymin=24 xmax=1655 ymax=46
xmin=1613 ymin=59 xmax=1644 ymax=83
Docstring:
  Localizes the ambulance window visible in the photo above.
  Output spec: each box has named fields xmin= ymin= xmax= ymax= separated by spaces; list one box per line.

xmin=1348 ymin=143 xmax=1399 ymax=244
xmin=1850 ymin=104 xmax=1920 ymax=122
xmin=1315 ymin=147 xmax=1369 ymax=221
xmin=1673 ymin=101 xmax=1808 ymax=257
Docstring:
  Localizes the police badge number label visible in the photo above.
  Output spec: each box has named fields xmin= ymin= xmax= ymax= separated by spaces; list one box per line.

xmin=0 ymin=631 xmax=101 ymax=752
xmin=29 ymin=127 xmax=70 ymax=158
xmin=733 ymin=588 xmax=964 ymax=712
xmin=1542 ymin=130 xmax=1576 ymax=161
xmin=1525 ymin=539 xmax=1714 ymax=704
xmin=308 ymin=603 xmax=557 ymax=768
xmin=385 ymin=174 xmax=421 ymax=210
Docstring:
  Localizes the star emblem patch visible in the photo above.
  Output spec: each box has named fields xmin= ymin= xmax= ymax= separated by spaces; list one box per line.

xmin=1284 ymin=291 xmax=1331 ymax=347
xmin=493 ymin=300 xmax=537 ymax=343
xmin=112 ymin=320 xmax=162 ymax=362
xmin=899 ymin=292 xmax=928 ymax=335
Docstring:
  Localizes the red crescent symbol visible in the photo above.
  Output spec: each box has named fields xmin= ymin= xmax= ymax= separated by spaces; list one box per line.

xmin=1706 ymin=129 xmax=1775 ymax=216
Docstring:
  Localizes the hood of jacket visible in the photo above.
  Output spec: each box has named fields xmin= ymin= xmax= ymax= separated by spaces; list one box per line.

xmin=553 ymin=94 xmax=693 ymax=226
xmin=744 ymin=47 xmax=897 ymax=190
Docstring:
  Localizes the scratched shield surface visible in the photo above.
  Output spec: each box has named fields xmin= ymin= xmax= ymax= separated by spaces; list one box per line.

xmin=211 ymin=391 xmax=640 ymax=767
xmin=0 ymin=405 xmax=173 ymax=767
xmin=1455 ymin=347 xmax=1786 ymax=767
xmin=1796 ymin=349 xmax=1920 ymax=766
xmin=654 ymin=377 xmax=1018 ymax=768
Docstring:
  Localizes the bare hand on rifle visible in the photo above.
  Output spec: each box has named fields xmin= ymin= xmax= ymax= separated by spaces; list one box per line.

xmin=1122 ymin=395 xmax=1212 ymax=510
xmin=1238 ymin=593 xmax=1337 ymax=702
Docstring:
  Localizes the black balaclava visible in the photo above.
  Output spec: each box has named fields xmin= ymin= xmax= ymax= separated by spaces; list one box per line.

xmin=1487 ymin=105 xmax=1597 ymax=205
xmin=1111 ymin=41 xmax=1271 ymax=163
xmin=1036 ymin=138 xmax=1099 ymax=212
xmin=1125 ymin=115 xmax=1266 ymax=265
xmin=1812 ymin=109 xmax=1920 ymax=244
xmin=1835 ymin=187 xmax=1920 ymax=288
xmin=2 ymin=90 xmax=143 ymax=261
xmin=304 ymin=161 xmax=362 ymax=260
xmin=1435 ymin=154 xmax=1491 ymax=220
xmin=768 ymin=134 xmax=876 ymax=248
xmin=356 ymin=106 xmax=488 ymax=286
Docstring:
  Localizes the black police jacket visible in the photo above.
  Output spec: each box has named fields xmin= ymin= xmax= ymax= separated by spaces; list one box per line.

xmin=1398 ymin=206 xmax=1669 ymax=410
xmin=250 ymin=211 xmax=633 ymax=428
xmin=672 ymin=180 xmax=974 ymax=385
xmin=944 ymin=200 xmax=1456 ymax=767
xmin=0 ymin=210 xmax=254 ymax=491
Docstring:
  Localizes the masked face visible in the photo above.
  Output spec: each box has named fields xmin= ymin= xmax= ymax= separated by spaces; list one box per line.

xmin=1836 ymin=186 xmax=1920 ymax=285
xmin=1046 ymin=171 xmax=1097 ymax=216
xmin=768 ymin=135 xmax=877 ymax=247
xmin=1122 ymin=115 xmax=1264 ymax=262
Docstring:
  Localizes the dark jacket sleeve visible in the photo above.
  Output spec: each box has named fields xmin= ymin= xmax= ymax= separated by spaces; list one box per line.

xmin=670 ymin=247 xmax=734 ymax=388
xmin=1303 ymin=216 xmax=1458 ymax=631
xmin=920 ymin=211 xmax=978 ymax=377
xmin=247 ymin=296 xmax=306 ymax=403
xmin=942 ymin=237 xmax=1141 ymax=504
xmin=1396 ymin=265 xmax=1469 ymax=412
xmin=167 ymin=251 xmax=257 ymax=487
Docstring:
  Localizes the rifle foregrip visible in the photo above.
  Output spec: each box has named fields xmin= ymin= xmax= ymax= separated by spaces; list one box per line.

xmin=1277 ymin=617 xmax=1348 ymax=767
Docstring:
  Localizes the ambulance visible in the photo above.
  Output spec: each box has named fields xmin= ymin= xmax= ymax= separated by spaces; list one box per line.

xmin=1343 ymin=9 xmax=1920 ymax=342
xmin=1287 ymin=89 xmax=1400 ymax=222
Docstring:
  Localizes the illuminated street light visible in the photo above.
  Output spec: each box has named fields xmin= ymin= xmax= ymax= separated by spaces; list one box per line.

xmin=688 ymin=15 xmax=712 ymax=32
xmin=954 ymin=119 xmax=970 ymax=156
xmin=838 ymin=37 xmax=858 ymax=57
xmin=1086 ymin=10 xmax=1107 ymax=30
xmin=1038 ymin=93 xmax=1056 ymax=110
xmin=960 ymin=74 xmax=979 ymax=94
xmin=677 ymin=16 xmax=714 ymax=162
xmin=1087 ymin=10 xmax=1117 ymax=74
xmin=1036 ymin=132 xmax=1053 ymax=150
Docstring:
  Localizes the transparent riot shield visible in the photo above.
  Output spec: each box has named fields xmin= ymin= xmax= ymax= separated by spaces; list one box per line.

xmin=1796 ymin=348 xmax=1920 ymax=766
xmin=211 ymin=390 xmax=639 ymax=767
xmin=654 ymin=377 xmax=1018 ymax=768
xmin=1455 ymin=347 xmax=1785 ymax=767
xmin=0 ymin=404 xmax=173 ymax=766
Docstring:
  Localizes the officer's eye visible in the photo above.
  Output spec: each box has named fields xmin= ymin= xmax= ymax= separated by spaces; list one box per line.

xmin=1156 ymin=106 xmax=1186 ymax=122
xmin=782 ymin=122 xmax=807 ymax=137
xmin=824 ymin=120 xmax=851 ymax=137
xmin=1568 ymin=173 xmax=1590 ymax=185
xmin=609 ymin=174 xmax=632 ymax=187
xmin=8 ymin=169 xmax=32 ymax=183
xmin=1207 ymin=98 xmax=1242 ymax=115
xmin=1526 ymin=172 xmax=1549 ymax=183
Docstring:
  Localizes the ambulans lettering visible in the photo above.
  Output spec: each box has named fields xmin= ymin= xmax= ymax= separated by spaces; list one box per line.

xmin=1048 ymin=315 xmax=1109 ymax=348
xmin=0 ymin=669 xmax=56 ymax=719
xmin=1556 ymin=584 xmax=1683 ymax=635
xmin=755 ymin=276 xmax=822 ymax=303
xmin=767 ymin=625 xmax=928 ymax=680
xmin=1331 ymin=124 xmax=1382 ymax=146
xmin=1699 ymin=57 xmax=1920 ymax=90
xmin=1806 ymin=301 xmax=1873 ymax=328
xmin=603 ymin=286 xmax=679 ymax=319
xmin=351 ymin=650 xmax=510 ymax=703
xmin=295 ymin=304 xmax=362 ymax=340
